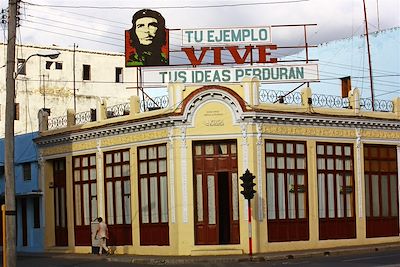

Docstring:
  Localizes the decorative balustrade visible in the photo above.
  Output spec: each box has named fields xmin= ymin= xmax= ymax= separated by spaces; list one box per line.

xmin=106 ymin=102 xmax=130 ymax=118
xmin=311 ymin=94 xmax=350 ymax=109
xmin=75 ymin=110 xmax=94 ymax=125
xmin=140 ymin=95 xmax=169 ymax=112
xmin=48 ymin=115 xmax=67 ymax=130
xmin=360 ymin=98 xmax=393 ymax=112
xmin=259 ymin=89 xmax=302 ymax=104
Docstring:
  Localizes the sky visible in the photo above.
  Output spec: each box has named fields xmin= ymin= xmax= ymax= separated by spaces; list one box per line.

xmin=1 ymin=0 xmax=399 ymax=53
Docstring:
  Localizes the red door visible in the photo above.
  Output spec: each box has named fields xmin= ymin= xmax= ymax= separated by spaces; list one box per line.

xmin=193 ymin=140 xmax=240 ymax=245
xmin=53 ymin=158 xmax=68 ymax=246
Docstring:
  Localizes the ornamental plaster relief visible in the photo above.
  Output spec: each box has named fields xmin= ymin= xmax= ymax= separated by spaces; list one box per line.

xmin=100 ymin=130 xmax=168 ymax=147
xmin=42 ymin=140 xmax=97 ymax=156
xmin=262 ymin=124 xmax=355 ymax=138
xmin=361 ymin=129 xmax=400 ymax=140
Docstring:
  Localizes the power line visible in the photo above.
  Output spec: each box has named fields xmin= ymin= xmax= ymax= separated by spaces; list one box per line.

xmin=22 ymin=0 xmax=310 ymax=10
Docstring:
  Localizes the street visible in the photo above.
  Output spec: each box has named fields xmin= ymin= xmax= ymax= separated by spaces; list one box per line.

xmin=8 ymin=248 xmax=400 ymax=267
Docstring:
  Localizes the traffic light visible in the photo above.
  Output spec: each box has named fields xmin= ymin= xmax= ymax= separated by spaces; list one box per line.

xmin=240 ymin=169 xmax=256 ymax=200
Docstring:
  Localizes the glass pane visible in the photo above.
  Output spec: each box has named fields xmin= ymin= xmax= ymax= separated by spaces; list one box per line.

xmin=232 ymin=173 xmax=239 ymax=221
xmin=372 ymin=175 xmax=380 ymax=217
xmin=327 ymin=145 xmax=333 ymax=155
xmin=160 ymin=176 xmax=168 ymax=223
xmin=231 ymin=144 xmax=237 ymax=154
xmin=277 ymin=157 xmax=284 ymax=169
xmin=82 ymin=157 xmax=88 ymax=167
xmin=83 ymin=184 xmax=90 ymax=225
xmin=196 ymin=174 xmax=203 ymax=222
xmin=90 ymin=168 xmax=96 ymax=180
xmin=266 ymin=156 xmax=275 ymax=169
xmin=139 ymin=148 xmax=147 ymax=160
xmin=267 ymin=172 xmax=276 ymax=219
xmin=327 ymin=159 xmax=334 ymax=170
xmin=317 ymin=158 xmax=325 ymax=170
xmin=124 ymin=195 xmax=131 ymax=224
xmin=381 ymin=175 xmax=389 ymax=216
xmin=205 ymin=144 xmax=214 ymax=155
xmin=345 ymin=159 xmax=352 ymax=170
xmin=106 ymin=153 xmax=112 ymax=164
xmin=140 ymin=178 xmax=149 ymax=223
xmin=74 ymin=157 xmax=80 ymax=168
xmin=344 ymin=146 xmax=351 ymax=156
xmin=297 ymin=157 xmax=305 ymax=169
xmin=365 ymin=174 xmax=370 ymax=217
xmin=149 ymin=147 xmax=157 ymax=159
xmin=158 ymin=145 xmax=167 ymax=158
xmin=297 ymin=174 xmax=306 ymax=219
xmin=346 ymin=174 xmax=353 ymax=217
xmin=91 ymin=197 xmax=97 ymax=221
xmin=219 ymin=144 xmax=228 ymax=155
xmin=296 ymin=143 xmax=304 ymax=154
xmin=327 ymin=174 xmax=335 ymax=218
xmin=149 ymin=160 xmax=157 ymax=174
xmin=335 ymin=146 xmax=342 ymax=156
xmin=91 ymin=183 xmax=97 ymax=196
xmin=122 ymin=164 xmax=130 ymax=176
xmin=278 ymin=173 xmax=286 ymax=219
xmin=140 ymin=162 xmax=147 ymax=175
xmin=207 ymin=175 xmax=216 ymax=224
xmin=317 ymin=144 xmax=324 ymax=155
xmin=390 ymin=175 xmax=398 ymax=216
xmin=123 ymin=150 xmax=130 ymax=161
xmin=106 ymin=182 xmax=114 ymax=224
xmin=286 ymin=157 xmax=295 ymax=169
xmin=336 ymin=174 xmax=344 ymax=218
xmin=150 ymin=177 xmax=159 ymax=223
xmin=266 ymin=142 xmax=274 ymax=153
xmin=75 ymin=185 xmax=81 ymax=225
xmin=106 ymin=166 xmax=112 ymax=179
xmin=318 ymin=174 xmax=326 ymax=218
xmin=336 ymin=158 xmax=343 ymax=170
xmin=286 ymin=143 xmax=293 ymax=154
xmin=115 ymin=181 xmax=123 ymax=224
xmin=61 ymin=189 xmax=66 ymax=228
xmin=159 ymin=159 xmax=167 ymax=173
xmin=115 ymin=152 xmax=121 ymax=163
xmin=90 ymin=155 xmax=96 ymax=166
xmin=277 ymin=143 xmax=284 ymax=153
xmin=113 ymin=165 xmax=121 ymax=177
xmin=74 ymin=170 xmax=80 ymax=182
xmin=195 ymin=145 xmax=202 ymax=156
xmin=124 ymin=180 xmax=131 ymax=195
xmin=82 ymin=169 xmax=89 ymax=181
xmin=287 ymin=173 xmax=295 ymax=219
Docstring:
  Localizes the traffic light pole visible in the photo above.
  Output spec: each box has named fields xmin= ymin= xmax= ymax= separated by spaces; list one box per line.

xmin=247 ymin=199 xmax=253 ymax=257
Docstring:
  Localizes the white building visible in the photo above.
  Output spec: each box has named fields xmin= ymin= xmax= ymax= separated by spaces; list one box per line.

xmin=0 ymin=43 xmax=138 ymax=137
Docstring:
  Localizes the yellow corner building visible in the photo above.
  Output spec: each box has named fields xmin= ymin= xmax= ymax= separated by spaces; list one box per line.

xmin=35 ymin=80 xmax=400 ymax=256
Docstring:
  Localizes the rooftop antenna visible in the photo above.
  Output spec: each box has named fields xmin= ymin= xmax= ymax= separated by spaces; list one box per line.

xmin=362 ymin=0 xmax=375 ymax=111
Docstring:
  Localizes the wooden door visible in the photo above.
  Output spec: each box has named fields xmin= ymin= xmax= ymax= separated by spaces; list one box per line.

xmin=53 ymin=158 xmax=68 ymax=246
xmin=193 ymin=141 xmax=239 ymax=245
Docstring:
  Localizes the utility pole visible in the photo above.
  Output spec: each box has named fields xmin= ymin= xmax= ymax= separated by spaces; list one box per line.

xmin=5 ymin=0 xmax=18 ymax=266
xmin=73 ymin=43 xmax=76 ymax=112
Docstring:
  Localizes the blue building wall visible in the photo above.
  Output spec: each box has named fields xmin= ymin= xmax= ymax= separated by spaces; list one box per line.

xmin=0 ymin=132 xmax=44 ymax=252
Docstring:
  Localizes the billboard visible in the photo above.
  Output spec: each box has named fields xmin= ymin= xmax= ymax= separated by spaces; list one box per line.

xmin=125 ymin=9 xmax=169 ymax=67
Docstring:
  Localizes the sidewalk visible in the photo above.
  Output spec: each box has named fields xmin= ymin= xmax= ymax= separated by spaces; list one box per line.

xmin=18 ymin=242 xmax=400 ymax=265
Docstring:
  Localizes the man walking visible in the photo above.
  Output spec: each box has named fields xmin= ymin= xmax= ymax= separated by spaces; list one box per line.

xmin=95 ymin=217 xmax=110 ymax=255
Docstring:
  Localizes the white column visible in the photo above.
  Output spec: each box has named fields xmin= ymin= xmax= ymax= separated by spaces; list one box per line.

xmin=256 ymin=123 xmax=264 ymax=221
xmin=168 ymin=128 xmax=176 ymax=223
xmin=180 ymin=126 xmax=188 ymax=223
xmin=96 ymin=139 xmax=105 ymax=219
xmin=356 ymin=129 xmax=363 ymax=218
xmin=241 ymin=122 xmax=249 ymax=220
